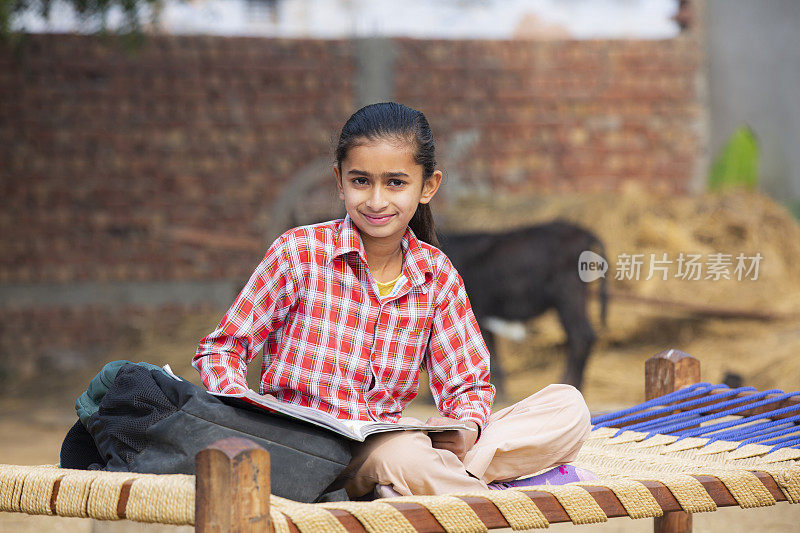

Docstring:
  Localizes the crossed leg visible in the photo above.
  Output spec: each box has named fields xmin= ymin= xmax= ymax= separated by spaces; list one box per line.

xmin=335 ymin=384 xmax=592 ymax=497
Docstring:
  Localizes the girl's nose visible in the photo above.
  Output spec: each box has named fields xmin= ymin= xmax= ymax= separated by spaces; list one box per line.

xmin=366 ymin=185 xmax=389 ymax=210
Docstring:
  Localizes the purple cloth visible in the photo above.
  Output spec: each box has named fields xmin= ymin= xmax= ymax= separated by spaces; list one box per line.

xmin=487 ymin=464 xmax=597 ymax=490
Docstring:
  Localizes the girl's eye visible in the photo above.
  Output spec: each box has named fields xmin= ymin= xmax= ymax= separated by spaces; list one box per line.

xmin=388 ymin=178 xmax=406 ymax=187
xmin=351 ymin=177 xmax=368 ymax=186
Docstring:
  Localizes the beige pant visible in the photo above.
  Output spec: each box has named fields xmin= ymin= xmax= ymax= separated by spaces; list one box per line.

xmin=335 ymin=384 xmax=592 ymax=497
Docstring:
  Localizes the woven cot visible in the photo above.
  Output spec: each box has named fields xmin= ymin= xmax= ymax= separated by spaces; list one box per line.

xmin=2 ymin=350 xmax=799 ymax=532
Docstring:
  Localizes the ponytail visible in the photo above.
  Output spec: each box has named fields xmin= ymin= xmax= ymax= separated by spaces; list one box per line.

xmin=409 ymin=203 xmax=439 ymax=248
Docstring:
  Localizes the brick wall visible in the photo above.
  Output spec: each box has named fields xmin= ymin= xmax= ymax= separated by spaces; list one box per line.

xmin=0 ymin=34 xmax=703 ymax=392
xmin=396 ymin=39 xmax=702 ymax=196
xmin=2 ymin=34 xmax=355 ymax=285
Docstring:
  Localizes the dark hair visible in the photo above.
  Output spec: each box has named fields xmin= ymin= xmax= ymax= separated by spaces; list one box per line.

xmin=335 ymin=102 xmax=440 ymax=247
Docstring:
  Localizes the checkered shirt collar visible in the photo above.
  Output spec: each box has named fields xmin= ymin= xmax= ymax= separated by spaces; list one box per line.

xmin=332 ymin=214 xmax=432 ymax=287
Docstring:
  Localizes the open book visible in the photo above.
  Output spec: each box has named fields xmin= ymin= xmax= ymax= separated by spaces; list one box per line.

xmin=209 ymin=388 xmax=474 ymax=442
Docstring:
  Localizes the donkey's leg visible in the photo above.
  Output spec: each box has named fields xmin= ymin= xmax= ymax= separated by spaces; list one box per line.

xmin=481 ymin=326 xmax=507 ymax=402
xmin=554 ymin=282 xmax=596 ymax=389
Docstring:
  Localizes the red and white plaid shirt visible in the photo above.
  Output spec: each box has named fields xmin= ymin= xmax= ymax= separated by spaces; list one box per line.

xmin=193 ymin=216 xmax=495 ymax=429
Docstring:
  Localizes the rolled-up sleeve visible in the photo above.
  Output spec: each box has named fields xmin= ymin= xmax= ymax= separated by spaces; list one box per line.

xmin=193 ymin=233 xmax=297 ymax=394
xmin=425 ymin=260 xmax=495 ymax=430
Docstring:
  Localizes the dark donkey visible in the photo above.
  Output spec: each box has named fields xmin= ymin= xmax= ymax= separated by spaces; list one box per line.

xmin=440 ymin=221 xmax=608 ymax=397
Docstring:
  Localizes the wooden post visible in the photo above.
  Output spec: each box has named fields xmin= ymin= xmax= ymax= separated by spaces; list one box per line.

xmin=195 ymin=437 xmax=272 ymax=533
xmin=646 ymin=349 xmax=701 ymax=401
xmin=646 ymin=349 xmax=700 ymax=533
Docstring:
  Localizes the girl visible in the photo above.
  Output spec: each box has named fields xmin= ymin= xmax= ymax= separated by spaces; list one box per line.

xmin=193 ymin=102 xmax=593 ymax=498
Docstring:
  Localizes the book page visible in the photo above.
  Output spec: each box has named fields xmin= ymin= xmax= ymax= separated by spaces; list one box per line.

xmin=341 ymin=418 xmax=475 ymax=439
xmin=206 ymin=386 xmax=475 ymax=441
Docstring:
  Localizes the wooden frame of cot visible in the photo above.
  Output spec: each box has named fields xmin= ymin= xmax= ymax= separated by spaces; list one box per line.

xmin=2 ymin=349 xmax=797 ymax=532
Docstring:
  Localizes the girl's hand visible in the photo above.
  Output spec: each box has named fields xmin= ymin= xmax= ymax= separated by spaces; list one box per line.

xmin=425 ymin=416 xmax=479 ymax=460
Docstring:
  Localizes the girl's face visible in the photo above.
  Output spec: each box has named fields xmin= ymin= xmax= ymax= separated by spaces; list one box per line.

xmin=334 ymin=139 xmax=441 ymax=245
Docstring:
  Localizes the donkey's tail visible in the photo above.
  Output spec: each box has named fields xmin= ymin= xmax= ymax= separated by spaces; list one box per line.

xmin=586 ymin=232 xmax=608 ymax=328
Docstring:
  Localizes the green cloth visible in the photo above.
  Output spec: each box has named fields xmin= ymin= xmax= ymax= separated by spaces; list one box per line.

xmin=75 ymin=360 xmax=163 ymax=426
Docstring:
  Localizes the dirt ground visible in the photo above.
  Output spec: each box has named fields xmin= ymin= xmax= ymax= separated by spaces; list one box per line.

xmin=3 ymin=189 xmax=800 ymax=531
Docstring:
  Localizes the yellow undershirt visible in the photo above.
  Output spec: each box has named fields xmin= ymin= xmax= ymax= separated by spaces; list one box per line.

xmin=376 ymin=273 xmax=402 ymax=297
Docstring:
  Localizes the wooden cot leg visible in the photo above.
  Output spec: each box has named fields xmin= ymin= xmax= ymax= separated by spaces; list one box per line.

xmin=195 ymin=437 xmax=273 ymax=533
xmin=646 ymin=349 xmax=700 ymax=533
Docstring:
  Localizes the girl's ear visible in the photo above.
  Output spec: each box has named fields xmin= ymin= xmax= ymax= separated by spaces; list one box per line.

xmin=333 ymin=164 xmax=345 ymax=200
xmin=419 ymin=170 xmax=443 ymax=204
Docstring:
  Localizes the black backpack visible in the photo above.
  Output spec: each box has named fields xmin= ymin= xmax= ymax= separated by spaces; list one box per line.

xmin=61 ymin=363 xmax=351 ymax=503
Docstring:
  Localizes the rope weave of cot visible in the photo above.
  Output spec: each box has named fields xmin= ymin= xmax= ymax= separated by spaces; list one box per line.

xmin=574 ymin=478 xmax=663 ymax=519
xmin=3 ymin=440 xmax=798 ymax=532
xmin=591 ymin=383 xmax=800 ymax=451
xmin=573 ymin=427 xmax=800 ymax=506
xmin=3 ymin=390 xmax=800 ymax=533
xmin=0 ymin=464 xmax=194 ymax=525
xmin=366 ymin=495 xmax=486 ymax=533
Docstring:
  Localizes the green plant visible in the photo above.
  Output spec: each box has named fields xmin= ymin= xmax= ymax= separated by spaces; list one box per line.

xmin=708 ymin=125 xmax=760 ymax=191
xmin=786 ymin=199 xmax=800 ymax=221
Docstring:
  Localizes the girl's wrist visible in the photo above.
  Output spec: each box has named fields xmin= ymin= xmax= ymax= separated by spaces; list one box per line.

xmin=464 ymin=420 xmax=481 ymax=441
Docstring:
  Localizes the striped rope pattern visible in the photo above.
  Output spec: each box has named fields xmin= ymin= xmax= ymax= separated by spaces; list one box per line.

xmin=575 ymin=478 xmax=663 ymax=519
xmin=449 ymin=490 xmax=549 ymax=530
xmin=4 ymin=381 xmax=800 ymax=532
xmin=1 ymin=435 xmax=798 ymax=531
xmin=593 ymin=385 xmax=800 ymax=450
xmin=532 ymin=485 xmax=608 ymax=524
xmin=388 ymin=495 xmax=488 ymax=533
xmin=270 ymin=496 xmax=349 ymax=533
xmin=318 ymin=500 xmax=418 ymax=533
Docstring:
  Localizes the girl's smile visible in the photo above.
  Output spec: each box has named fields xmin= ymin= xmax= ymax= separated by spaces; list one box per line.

xmin=361 ymin=212 xmax=395 ymax=225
